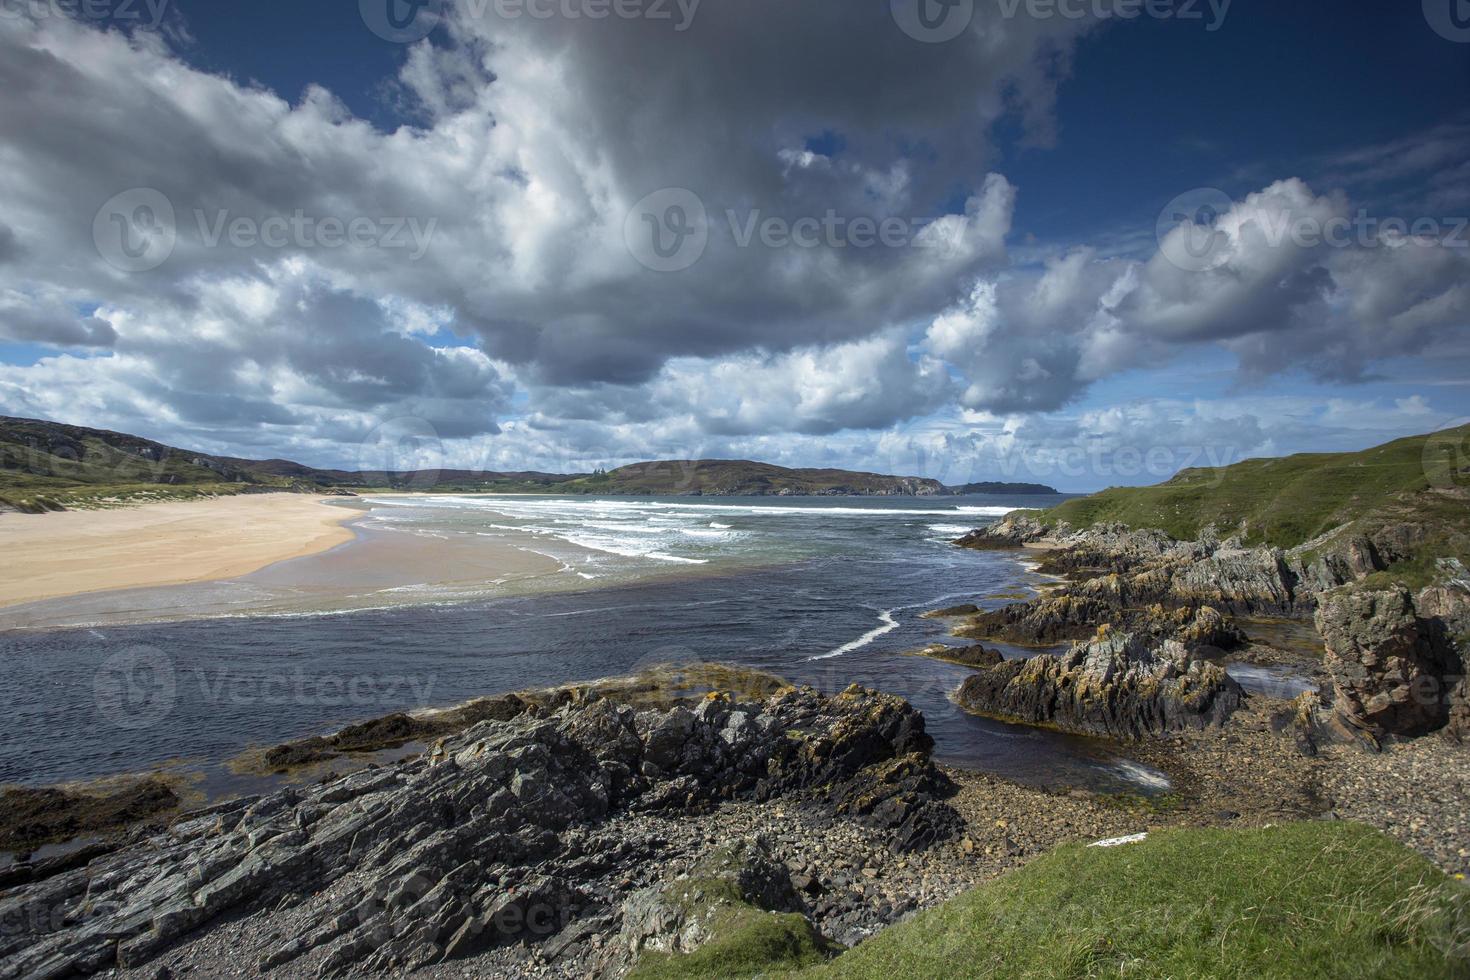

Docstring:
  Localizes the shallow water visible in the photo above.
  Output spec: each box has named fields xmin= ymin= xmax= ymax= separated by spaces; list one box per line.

xmin=0 ymin=494 xmax=1170 ymax=796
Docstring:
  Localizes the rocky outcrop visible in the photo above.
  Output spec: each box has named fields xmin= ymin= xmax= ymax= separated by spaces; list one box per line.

xmin=0 ymin=683 xmax=959 ymax=980
xmin=959 ymin=595 xmax=1243 ymax=654
xmin=954 ymin=514 xmax=1053 ymax=550
xmin=1415 ymin=579 xmax=1470 ymax=739
xmin=1169 ymin=548 xmax=1301 ymax=614
xmin=955 ymin=632 xmax=1244 ymax=740
xmin=956 ymin=594 xmax=1116 ymax=646
xmin=908 ymin=644 xmax=1004 ymax=669
xmin=1315 ymin=587 xmax=1465 ymax=739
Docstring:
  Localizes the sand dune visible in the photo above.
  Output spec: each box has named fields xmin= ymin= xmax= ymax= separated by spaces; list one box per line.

xmin=0 ymin=494 xmax=359 ymax=609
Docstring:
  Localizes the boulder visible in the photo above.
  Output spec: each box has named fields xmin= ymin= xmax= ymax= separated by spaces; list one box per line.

xmin=1314 ymin=587 xmax=1455 ymax=738
xmin=620 ymin=836 xmax=803 ymax=959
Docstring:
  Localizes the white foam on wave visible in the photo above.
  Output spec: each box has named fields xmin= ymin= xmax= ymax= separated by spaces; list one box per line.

xmin=1108 ymin=760 xmax=1172 ymax=791
xmin=927 ymin=523 xmax=974 ymax=535
xmin=809 ymin=609 xmax=900 ymax=660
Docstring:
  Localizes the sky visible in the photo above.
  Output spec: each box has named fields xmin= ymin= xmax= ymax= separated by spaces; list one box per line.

xmin=0 ymin=0 xmax=1467 ymax=491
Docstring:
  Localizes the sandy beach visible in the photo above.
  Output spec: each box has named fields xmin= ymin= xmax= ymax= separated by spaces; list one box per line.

xmin=0 ymin=494 xmax=360 ymax=609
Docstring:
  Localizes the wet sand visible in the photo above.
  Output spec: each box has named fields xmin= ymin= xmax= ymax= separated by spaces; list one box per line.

xmin=0 ymin=498 xmax=575 ymax=628
xmin=0 ymin=494 xmax=360 ymax=609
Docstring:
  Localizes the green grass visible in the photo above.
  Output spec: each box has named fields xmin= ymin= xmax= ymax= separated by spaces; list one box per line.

xmin=808 ymin=823 xmax=1466 ymax=980
xmin=645 ymin=823 xmax=1468 ymax=980
xmin=628 ymin=881 xmax=828 ymax=980
xmin=1039 ymin=426 xmax=1470 ymax=554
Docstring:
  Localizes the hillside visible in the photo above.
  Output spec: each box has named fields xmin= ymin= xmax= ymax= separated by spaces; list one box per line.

xmin=0 ymin=417 xmax=949 ymax=510
xmin=0 ymin=415 xmax=282 ymax=511
xmin=553 ymin=460 xmax=945 ymax=497
xmin=1038 ymin=426 xmax=1470 ymax=568
xmin=950 ymin=481 xmax=1059 ymax=496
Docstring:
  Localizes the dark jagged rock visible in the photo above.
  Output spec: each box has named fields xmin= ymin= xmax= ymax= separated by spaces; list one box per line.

xmin=958 ymin=594 xmax=1244 ymax=654
xmin=921 ymin=603 xmax=979 ymax=619
xmin=0 ymin=683 xmax=958 ymax=979
xmin=954 ymin=514 xmax=1053 ymax=550
xmin=955 ymin=632 xmax=1244 ymax=740
xmin=907 ymin=643 xmax=1004 ymax=669
xmin=1315 ymin=587 xmax=1462 ymax=739
xmin=0 ymin=779 xmax=179 ymax=853
xmin=1415 ymin=580 xmax=1470 ymax=739
xmin=956 ymin=594 xmax=1117 ymax=646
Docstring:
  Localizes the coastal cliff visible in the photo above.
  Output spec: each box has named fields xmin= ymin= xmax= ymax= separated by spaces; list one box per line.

xmin=948 ymin=423 xmax=1470 ymax=743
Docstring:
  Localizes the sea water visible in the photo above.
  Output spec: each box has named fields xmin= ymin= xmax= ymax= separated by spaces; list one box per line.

xmin=0 ymin=494 xmax=1170 ymax=796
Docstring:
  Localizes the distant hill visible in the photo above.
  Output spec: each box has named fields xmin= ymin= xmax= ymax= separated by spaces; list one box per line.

xmin=947 ymin=481 xmax=1059 ymax=495
xmin=1038 ymin=425 xmax=1470 ymax=582
xmin=0 ymin=417 xmax=946 ymax=510
xmin=557 ymin=460 xmax=944 ymax=497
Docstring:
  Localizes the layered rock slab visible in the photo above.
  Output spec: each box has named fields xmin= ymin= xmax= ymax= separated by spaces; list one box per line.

xmin=955 ymin=632 xmax=1244 ymax=740
xmin=0 ymin=684 xmax=959 ymax=980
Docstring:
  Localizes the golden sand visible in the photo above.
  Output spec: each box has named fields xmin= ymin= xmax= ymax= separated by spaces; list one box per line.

xmin=0 ymin=494 xmax=358 ymax=608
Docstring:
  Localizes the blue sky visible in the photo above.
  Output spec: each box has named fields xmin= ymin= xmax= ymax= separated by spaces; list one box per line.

xmin=0 ymin=1 xmax=1466 ymax=489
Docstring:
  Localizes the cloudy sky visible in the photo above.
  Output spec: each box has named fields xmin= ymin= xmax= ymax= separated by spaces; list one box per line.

xmin=0 ymin=1 xmax=1467 ymax=490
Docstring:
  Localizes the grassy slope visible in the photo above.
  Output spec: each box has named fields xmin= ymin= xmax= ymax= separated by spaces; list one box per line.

xmin=0 ymin=416 xmax=285 ymax=510
xmin=1039 ymin=426 xmax=1470 ymax=554
xmin=644 ymin=823 xmax=1467 ymax=980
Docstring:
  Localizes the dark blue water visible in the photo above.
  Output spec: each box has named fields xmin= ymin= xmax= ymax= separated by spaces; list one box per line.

xmin=0 ymin=495 xmax=1168 ymax=796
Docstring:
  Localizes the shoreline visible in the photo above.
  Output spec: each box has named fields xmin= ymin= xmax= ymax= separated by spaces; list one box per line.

xmin=0 ymin=494 xmax=362 ymax=611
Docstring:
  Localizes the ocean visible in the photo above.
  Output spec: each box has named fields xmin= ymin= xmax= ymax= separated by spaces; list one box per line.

xmin=0 ymin=494 xmax=1174 ymax=797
